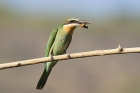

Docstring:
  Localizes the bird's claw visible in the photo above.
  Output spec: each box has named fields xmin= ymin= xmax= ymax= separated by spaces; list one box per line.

xmin=50 ymin=55 xmax=54 ymax=61
xmin=67 ymin=53 xmax=71 ymax=59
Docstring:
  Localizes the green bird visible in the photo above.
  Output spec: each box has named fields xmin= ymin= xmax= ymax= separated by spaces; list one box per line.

xmin=36 ymin=18 xmax=91 ymax=90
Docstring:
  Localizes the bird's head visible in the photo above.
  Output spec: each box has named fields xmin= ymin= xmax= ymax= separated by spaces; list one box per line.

xmin=62 ymin=18 xmax=91 ymax=33
xmin=63 ymin=18 xmax=91 ymax=29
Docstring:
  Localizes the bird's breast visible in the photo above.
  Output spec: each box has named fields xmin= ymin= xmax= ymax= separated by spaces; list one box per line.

xmin=53 ymin=32 xmax=72 ymax=55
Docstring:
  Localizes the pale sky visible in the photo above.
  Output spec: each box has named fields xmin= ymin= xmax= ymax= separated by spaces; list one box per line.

xmin=0 ymin=0 xmax=140 ymax=18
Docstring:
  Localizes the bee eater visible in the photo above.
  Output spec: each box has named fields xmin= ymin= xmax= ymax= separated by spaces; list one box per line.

xmin=36 ymin=18 xmax=91 ymax=90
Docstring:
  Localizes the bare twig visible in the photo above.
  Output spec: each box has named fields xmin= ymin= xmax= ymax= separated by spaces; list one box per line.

xmin=0 ymin=46 xmax=140 ymax=70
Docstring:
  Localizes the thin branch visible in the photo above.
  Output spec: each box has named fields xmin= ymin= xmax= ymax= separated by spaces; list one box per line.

xmin=0 ymin=45 xmax=140 ymax=70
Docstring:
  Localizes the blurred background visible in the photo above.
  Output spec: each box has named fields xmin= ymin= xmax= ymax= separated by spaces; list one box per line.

xmin=0 ymin=0 xmax=140 ymax=93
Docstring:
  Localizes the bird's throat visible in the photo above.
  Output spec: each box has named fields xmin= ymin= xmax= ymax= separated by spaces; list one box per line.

xmin=63 ymin=25 xmax=76 ymax=35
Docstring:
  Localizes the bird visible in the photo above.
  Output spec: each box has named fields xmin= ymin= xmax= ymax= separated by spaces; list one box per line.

xmin=36 ymin=18 xmax=91 ymax=90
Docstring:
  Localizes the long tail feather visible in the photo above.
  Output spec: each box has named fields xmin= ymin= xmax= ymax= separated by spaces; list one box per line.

xmin=36 ymin=69 xmax=51 ymax=90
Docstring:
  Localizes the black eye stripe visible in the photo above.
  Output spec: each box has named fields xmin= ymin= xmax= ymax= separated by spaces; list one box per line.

xmin=64 ymin=20 xmax=78 ymax=25
xmin=70 ymin=20 xmax=76 ymax=23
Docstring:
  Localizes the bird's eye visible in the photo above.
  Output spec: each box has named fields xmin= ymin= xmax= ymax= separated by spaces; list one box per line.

xmin=70 ymin=20 xmax=76 ymax=23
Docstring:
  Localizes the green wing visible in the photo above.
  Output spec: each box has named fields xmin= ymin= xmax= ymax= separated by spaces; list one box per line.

xmin=46 ymin=28 xmax=58 ymax=57
xmin=36 ymin=29 xmax=58 ymax=89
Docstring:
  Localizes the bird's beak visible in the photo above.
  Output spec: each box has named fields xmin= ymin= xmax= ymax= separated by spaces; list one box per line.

xmin=78 ymin=20 xmax=92 ymax=29
xmin=78 ymin=20 xmax=92 ymax=24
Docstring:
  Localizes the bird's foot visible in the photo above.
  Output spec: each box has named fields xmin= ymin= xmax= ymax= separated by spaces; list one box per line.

xmin=50 ymin=55 xmax=54 ymax=61
xmin=66 ymin=53 xmax=71 ymax=59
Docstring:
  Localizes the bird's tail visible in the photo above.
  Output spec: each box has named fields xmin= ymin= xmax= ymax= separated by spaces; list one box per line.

xmin=36 ymin=68 xmax=51 ymax=90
